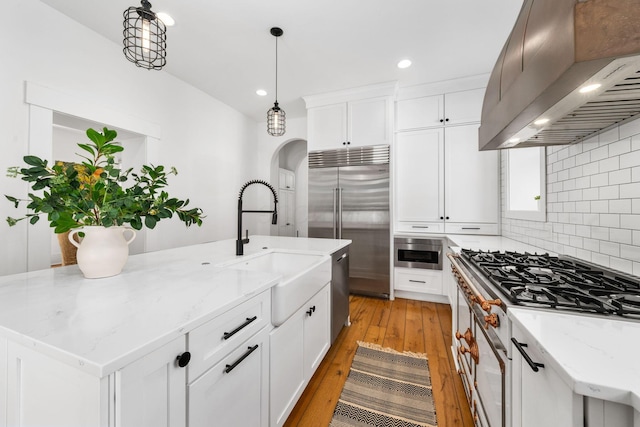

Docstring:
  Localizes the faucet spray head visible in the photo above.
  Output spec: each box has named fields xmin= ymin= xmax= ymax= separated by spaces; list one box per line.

xmin=272 ymin=212 xmax=278 ymax=225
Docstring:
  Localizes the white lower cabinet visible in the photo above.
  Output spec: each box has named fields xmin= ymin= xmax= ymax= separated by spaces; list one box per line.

xmin=394 ymin=268 xmax=443 ymax=295
xmin=511 ymin=321 xmax=582 ymax=427
xmin=117 ymin=337 xmax=188 ymax=427
xmin=188 ymin=327 xmax=269 ymax=427
xmin=270 ymin=283 xmax=331 ymax=427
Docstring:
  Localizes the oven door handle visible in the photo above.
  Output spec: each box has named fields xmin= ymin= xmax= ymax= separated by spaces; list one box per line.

xmin=511 ymin=338 xmax=545 ymax=372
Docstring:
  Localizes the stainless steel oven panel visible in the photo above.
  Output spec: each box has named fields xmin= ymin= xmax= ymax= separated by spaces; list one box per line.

xmin=394 ymin=237 xmax=443 ymax=270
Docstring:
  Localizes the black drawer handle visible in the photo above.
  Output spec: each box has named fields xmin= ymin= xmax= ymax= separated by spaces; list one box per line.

xmin=306 ymin=305 xmax=316 ymax=316
xmin=409 ymin=279 xmax=426 ymax=284
xmin=412 ymin=225 xmax=429 ymax=229
xmin=462 ymin=227 xmax=481 ymax=230
xmin=337 ymin=253 xmax=348 ymax=263
xmin=511 ymin=338 xmax=545 ymax=372
xmin=223 ymin=316 xmax=258 ymax=340
xmin=224 ymin=345 xmax=259 ymax=374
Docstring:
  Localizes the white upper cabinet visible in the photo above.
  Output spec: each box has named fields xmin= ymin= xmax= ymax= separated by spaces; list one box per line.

xmin=304 ymin=82 xmax=397 ymax=152
xmin=307 ymin=97 xmax=391 ymax=151
xmin=396 ymin=87 xmax=486 ymax=131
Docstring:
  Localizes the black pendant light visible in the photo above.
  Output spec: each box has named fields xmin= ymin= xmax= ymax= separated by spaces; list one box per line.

xmin=123 ymin=0 xmax=167 ymax=70
xmin=267 ymin=27 xmax=286 ymax=136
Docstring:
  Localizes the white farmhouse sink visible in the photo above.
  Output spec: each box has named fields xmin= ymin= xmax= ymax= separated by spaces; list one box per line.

xmin=226 ymin=251 xmax=331 ymax=326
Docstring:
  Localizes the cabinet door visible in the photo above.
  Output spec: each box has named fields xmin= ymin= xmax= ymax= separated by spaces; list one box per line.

xmin=395 ymin=128 xmax=445 ymax=225
xmin=303 ymin=284 xmax=330 ymax=377
xmin=270 ymin=312 xmax=305 ymax=427
xmin=189 ymin=328 xmax=269 ymax=427
xmin=278 ymin=190 xmax=296 ymax=237
xmin=396 ymin=95 xmax=444 ymax=130
xmin=511 ymin=323 xmax=582 ymax=427
xmin=308 ymin=103 xmax=348 ymax=151
xmin=444 ymin=88 xmax=485 ymax=126
xmin=348 ymin=96 xmax=391 ymax=147
xmin=117 ymin=336 xmax=187 ymax=427
xmin=394 ymin=268 xmax=443 ymax=295
xmin=279 ymin=169 xmax=295 ymax=190
xmin=444 ymin=124 xmax=498 ymax=224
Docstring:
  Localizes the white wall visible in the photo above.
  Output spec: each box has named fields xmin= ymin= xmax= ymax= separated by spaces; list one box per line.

xmin=502 ymin=117 xmax=640 ymax=276
xmin=0 ymin=0 xmax=259 ymax=276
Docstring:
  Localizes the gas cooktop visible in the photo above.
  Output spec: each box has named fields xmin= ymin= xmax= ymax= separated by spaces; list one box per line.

xmin=460 ymin=249 xmax=640 ymax=318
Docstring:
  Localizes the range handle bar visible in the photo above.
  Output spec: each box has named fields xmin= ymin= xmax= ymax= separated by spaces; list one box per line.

xmin=448 ymin=253 xmax=502 ymax=315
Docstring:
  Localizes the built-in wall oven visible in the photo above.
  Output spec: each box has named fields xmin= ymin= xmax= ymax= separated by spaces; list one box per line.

xmin=394 ymin=237 xmax=442 ymax=270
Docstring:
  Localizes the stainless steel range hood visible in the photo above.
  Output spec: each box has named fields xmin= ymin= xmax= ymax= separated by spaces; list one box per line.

xmin=479 ymin=0 xmax=640 ymax=150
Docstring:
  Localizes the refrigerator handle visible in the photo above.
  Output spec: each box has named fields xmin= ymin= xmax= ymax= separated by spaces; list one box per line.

xmin=337 ymin=188 xmax=343 ymax=239
xmin=333 ymin=188 xmax=338 ymax=239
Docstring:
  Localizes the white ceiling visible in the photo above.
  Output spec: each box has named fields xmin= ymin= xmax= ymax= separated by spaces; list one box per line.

xmin=39 ymin=0 xmax=523 ymax=123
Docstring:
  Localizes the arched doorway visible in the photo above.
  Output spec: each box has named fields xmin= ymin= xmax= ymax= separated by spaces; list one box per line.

xmin=270 ymin=139 xmax=308 ymax=237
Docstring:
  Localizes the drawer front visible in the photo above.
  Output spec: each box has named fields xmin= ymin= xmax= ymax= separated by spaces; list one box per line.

xmin=188 ymin=291 xmax=271 ymax=382
xmin=396 ymin=222 xmax=444 ymax=234
xmin=394 ymin=268 xmax=443 ymax=294
xmin=444 ymin=223 xmax=498 ymax=235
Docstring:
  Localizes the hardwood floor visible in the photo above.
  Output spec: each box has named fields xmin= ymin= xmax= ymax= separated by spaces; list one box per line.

xmin=284 ymin=295 xmax=474 ymax=427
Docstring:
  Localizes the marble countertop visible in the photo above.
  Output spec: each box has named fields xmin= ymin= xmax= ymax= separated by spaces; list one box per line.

xmin=509 ymin=308 xmax=640 ymax=412
xmin=0 ymin=236 xmax=351 ymax=377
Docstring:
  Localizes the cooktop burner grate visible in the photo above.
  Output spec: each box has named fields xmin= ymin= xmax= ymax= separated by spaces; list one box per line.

xmin=460 ymin=249 xmax=640 ymax=318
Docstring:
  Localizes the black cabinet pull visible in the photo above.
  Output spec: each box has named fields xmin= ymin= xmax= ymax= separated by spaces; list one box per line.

xmin=446 ymin=216 xmax=450 ymax=220
xmin=511 ymin=338 xmax=544 ymax=372
xmin=439 ymin=119 xmax=444 ymax=123
xmin=224 ymin=345 xmax=259 ymax=374
xmin=343 ymin=141 xmax=347 ymax=145
xmin=445 ymin=118 xmax=449 ymax=122
xmin=306 ymin=305 xmax=316 ymax=316
xmin=176 ymin=352 xmax=191 ymax=368
xmin=462 ymin=227 xmax=481 ymax=230
xmin=223 ymin=316 xmax=258 ymax=340
xmin=409 ymin=279 xmax=426 ymax=284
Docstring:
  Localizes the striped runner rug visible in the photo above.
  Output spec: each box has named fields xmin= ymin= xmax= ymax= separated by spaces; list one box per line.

xmin=330 ymin=341 xmax=437 ymax=427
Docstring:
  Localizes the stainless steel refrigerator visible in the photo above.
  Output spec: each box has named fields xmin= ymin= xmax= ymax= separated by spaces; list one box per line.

xmin=308 ymin=145 xmax=390 ymax=298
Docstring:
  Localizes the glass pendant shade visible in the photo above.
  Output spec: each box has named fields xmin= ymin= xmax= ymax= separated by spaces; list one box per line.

xmin=267 ymin=27 xmax=286 ymax=136
xmin=123 ymin=0 xmax=167 ymax=70
xmin=267 ymin=102 xmax=286 ymax=136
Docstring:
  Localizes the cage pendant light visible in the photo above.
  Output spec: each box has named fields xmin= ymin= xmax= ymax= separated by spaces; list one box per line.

xmin=123 ymin=0 xmax=167 ymax=70
xmin=267 ymin=27 xmax=286 ymax=136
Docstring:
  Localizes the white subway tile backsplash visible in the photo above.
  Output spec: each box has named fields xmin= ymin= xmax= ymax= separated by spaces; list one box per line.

xmin=609 ymin=257 xmax=633 ymax=275
xmin=621 ymin=215 xmax=640 ymax=230
xmin=599 ymin=127 xmax=620 ymax=145
xmin=609 ymin=228 xmax=631 ymax=244
xmin=608 ymin=138 xmax=631 ymax=156
xmin=620 ymin=118 xmax=640 ymax=139
xmin=599 ymin=185 xmax=620 ymax=200
xmin=620 ymin=182 xmax=640 ymax=198
xmin=591 ymin=145 xmax=609 ymax=161
xmin=503 ymin=117 xmax=640 ymax=271
xmin=609 ymin=169 xmax=631 ymax=185
xmin=591 ymin=226 xmax=610 ymax=241
xmin=600 ymin=214 xmax=620 ymax=228
xmin=591 ymin=172 xmax=609 ymax=187
xmin=599 ymin=157 xmax=620 ymax=173
xmin=620 ymin=244 xmax=640 ymax=261
xmin=620 ymin=150 xmax=640 ymax=169
xmin=591 ymin=200 xmax=609 ymax=213
xmin=610 ymin=199 xmax=632 ymax=214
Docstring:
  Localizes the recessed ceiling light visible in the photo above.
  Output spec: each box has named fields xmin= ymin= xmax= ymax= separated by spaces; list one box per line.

xmin=579 ymin=83 xmax=602 ymax=93
xmin=534 ymin=118 xmax=549 ymax=126
xmin=508 ymin=137 xmax=520 ymax=143
xmin=397 ymin=59 xmax=412 ymax=69
xmin=156 ymin=12 xmax=175 ymax=26
xmin=256 ymin=89 xmax=267 ymax=96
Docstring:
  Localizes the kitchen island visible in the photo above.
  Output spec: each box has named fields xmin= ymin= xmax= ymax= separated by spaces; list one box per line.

xmin=0 ymin=235 xmax=350 ymax=427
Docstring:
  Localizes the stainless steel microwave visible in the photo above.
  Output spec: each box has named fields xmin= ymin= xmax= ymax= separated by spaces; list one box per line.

xmin=394 ymin=237 xmax=443 ymax=270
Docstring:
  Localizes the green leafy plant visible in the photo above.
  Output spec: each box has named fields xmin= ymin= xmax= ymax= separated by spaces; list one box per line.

xmin=5 ymin=127 xmax=203 ymax=233
xmin=534 ymin=195 xmax=541 ymax=200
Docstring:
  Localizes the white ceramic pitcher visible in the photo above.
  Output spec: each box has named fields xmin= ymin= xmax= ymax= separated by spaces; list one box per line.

xmin=68 ymin=226 xmax=137 ymax=279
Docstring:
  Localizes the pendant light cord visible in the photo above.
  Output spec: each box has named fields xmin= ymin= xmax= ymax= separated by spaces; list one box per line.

xmin=275 ymin=35 xmax=278 ymax=103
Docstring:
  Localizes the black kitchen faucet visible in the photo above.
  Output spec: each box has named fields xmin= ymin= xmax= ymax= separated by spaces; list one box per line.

xmin=236 ymin=180 xmax=278 ymax=256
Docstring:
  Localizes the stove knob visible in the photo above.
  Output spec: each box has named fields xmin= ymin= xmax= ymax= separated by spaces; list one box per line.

xmin=484 ymin=313 xmax=499 ymax=328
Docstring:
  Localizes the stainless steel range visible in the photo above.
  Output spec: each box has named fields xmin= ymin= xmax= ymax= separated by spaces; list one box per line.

xmin=448 ymin=249 xmax=640 ymax=427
